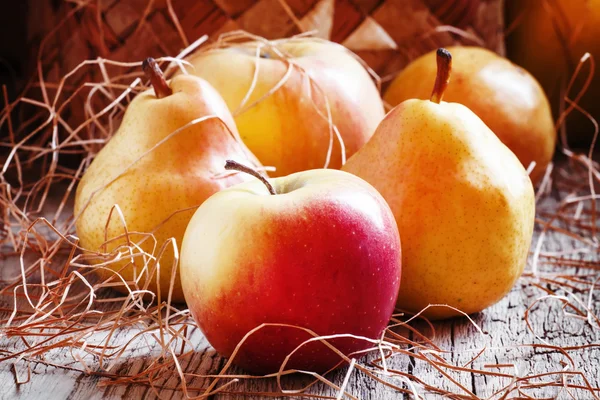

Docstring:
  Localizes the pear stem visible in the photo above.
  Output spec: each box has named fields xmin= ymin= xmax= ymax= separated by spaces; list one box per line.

xmin=142 ymin=57 xmax=172 ymax=99
xmin=224 ymin=160 xmax=276 ymax=195
xmin=430 ymin=48 xmax=452 ymax=104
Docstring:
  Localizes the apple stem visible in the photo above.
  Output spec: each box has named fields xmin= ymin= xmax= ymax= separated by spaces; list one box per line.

xmin=224 ymin=160 xmax=276 ymax=195
xmin=430 ymin=48 xmax=452 ymax=104
xmin=142 ymin=57 xmax=172 ymax=99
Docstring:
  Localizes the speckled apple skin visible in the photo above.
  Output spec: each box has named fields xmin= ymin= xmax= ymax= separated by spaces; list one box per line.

xmin=74 ymin=75 xmax=261 ymax=302
xmin=180 ymin=169 xmax=401 ymax=374
xmin=343 ymin=100 xmax=535 ymax=320
xmin=185 ymin=39 xmax=385 ymax=177
xmin=384 ymin=46 xmax=555 ymax=184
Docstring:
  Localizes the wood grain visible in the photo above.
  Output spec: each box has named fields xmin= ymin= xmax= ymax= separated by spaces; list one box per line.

xmin=1 ymin=160 xmax=599 ymax=399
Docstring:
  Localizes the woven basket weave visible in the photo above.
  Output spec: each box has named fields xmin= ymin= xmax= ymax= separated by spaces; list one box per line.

xmin=30 ymin=0 xmax=504 ymax=85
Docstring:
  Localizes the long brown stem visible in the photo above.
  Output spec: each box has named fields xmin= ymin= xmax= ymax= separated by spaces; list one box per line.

xmin=430 ymin=48 xmax=452 ymax=104
xmin=224 ymin=160 xmax=276 ymax=195
xmin=142 ymin=57 xmax=172 ymax=99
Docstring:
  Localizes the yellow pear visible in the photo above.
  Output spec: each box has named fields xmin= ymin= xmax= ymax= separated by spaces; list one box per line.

xmin=74 ymin=58 xmax=261 ymax=302
xmin=384 ymin=46 xmax=556 ymax=184
xmin=343 ymin=49 xmax=535 ymax=320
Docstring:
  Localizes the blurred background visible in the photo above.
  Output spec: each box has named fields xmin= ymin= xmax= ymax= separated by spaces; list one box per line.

xmin=1 ymin=0 xmax=598 ymax=147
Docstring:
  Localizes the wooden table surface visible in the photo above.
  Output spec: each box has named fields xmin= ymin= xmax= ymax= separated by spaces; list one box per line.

xmin=1 ymin=159 xmax=599 ymax=399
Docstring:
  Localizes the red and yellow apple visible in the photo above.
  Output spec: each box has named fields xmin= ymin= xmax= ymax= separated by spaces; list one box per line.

xmin=184 ymin=38 xmax=385 ymax=177
xmin=180 ymin=164 xmax=401 ymax=374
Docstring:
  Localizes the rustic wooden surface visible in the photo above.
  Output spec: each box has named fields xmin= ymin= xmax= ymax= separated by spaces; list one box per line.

xmin=1 ymin=159 xmax=599 ymax=399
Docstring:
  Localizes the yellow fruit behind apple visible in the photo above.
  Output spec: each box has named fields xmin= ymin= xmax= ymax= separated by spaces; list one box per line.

xmin=343 ymin=49 xmax=535 ymax=320
xmin=74 ymin=59 xmax=261 ymax=302
xmin=184 ymin=38 xmax=385 ymax=177
xmin=384 ymin=46 xmax=555 ymax=184
xmin=506 ymin=0 xmax=600 ymax=144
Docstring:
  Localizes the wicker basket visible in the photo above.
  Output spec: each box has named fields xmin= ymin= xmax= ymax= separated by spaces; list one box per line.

xmin=5 ymin=0 xmax=505 ymax=163
xmin=29 ymin=0 xmax=504 ymax=86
